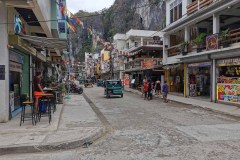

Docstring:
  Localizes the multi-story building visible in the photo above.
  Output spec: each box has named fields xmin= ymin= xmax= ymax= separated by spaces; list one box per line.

xmin=0 ymin=0 xmax=68 ymax=122
xmin=162 ymin=0 xmax=240 ymax=105
xmin=112 ymin=34 xmax=126 ymax=80
xmin=122 ymin=29 xmax=163 ymax=89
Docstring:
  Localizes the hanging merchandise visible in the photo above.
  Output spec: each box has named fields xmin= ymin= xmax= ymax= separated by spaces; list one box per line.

xmin=14 ymin=15 xmax=22 ymax=34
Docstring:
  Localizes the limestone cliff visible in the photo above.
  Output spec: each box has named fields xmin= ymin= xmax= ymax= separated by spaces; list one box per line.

xmin=75 ymin=0 xmax=166 ymax=40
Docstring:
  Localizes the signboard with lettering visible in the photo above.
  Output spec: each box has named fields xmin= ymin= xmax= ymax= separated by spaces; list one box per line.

xmin=9 ymin=50 xmax=24 ymax=64
xmin=9 ymin=61 xmax=22 ymax=73
xmin=206 ymin=34 xmax=218 ymax=51
xmin=142 ymin=60 xmax=157 ymax=68
xmin=217 ymin=58 xmax=240 ymax=67
xmin=217 ymin=84 xmax=240 ymax=104
xmin=0 ymin=65 xmax=5 ymax=80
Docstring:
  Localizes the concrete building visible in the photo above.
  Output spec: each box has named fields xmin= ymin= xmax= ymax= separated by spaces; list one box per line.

xmin=113 ymin=29 xmax=163 ymax=88
xmin=0 ymin=0 xmax=67 ymax=122
xmin=112 ymin=34 xmax=126 ymax=80
xmin=162 ymin=0 xmax=240 ymax=105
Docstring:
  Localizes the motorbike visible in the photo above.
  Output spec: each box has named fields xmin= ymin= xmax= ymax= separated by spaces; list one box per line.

xmin=65 ymin=81 xmax=83 ymax=94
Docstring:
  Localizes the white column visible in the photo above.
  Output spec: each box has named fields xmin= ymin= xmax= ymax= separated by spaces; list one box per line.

xmin=212 ymin=59 xmax=216 ymax=102
xmin=184 ymin=26 xmax=190 ymax=42
xmin=213 ymin=13 xmax=220 ymax=34
xmin=0 ymin=2 xmax=10 ymax=122
xmin=163 ymin=33 xmax=169 ymax=65
xmin=140 ymin=37 xmax=143 ymax=46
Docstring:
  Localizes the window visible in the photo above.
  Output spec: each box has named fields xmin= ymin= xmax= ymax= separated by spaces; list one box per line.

xmin=58 ymin=22 xmax=65 ymax=33
xmin=169 ymin=0 xmax=182 ymax=24
xmin=170 ymin=9 xmax=174 ymax=23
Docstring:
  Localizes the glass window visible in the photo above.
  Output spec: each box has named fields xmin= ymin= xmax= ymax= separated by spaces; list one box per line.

xmin=170 ymin=9 xmax=174 ymax=23
xmin=178 ymin=3 xmax=182 ymax=19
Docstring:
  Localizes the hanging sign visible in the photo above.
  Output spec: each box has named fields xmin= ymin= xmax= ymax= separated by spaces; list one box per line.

xmin=206 ymin=34 xmax=218 ymax=51
xmin=9 ymin=61 xmax=22 ymax=73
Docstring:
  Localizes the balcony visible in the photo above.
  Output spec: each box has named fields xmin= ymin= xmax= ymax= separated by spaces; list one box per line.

xmin=125 ymin=58 xmax=162 ymax=71
xmin=167 ymin=44 xmax=182 ymax=57
xmin=187 ymin=0 xmax=214 ymax=15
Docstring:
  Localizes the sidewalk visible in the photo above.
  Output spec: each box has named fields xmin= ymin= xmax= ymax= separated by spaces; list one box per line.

xmin=124 ymin=86 xmax=240 ymax=118
xmin=0 ymin=94 xmax=105 ymax=155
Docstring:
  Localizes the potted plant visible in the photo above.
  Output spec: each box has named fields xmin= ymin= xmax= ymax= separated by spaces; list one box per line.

xmin=179 ymin=41 xmax=189 ymax=55
xmin=219 ymin=28 xmax=230 ymax=48
xmin=191 ymin=33 xmax=207 ymax=53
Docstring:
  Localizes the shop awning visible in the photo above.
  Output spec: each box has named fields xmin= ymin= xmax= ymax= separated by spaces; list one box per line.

xmin=19 ymin=35 xmax=67 ymax=50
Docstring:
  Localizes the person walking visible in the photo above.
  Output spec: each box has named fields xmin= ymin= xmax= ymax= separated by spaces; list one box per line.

xmin=148 ymin=80 xmax=153 ymax=100
xmin=155 ymin=79 xmax=161 ymax=96
xmin=143 ymin=81 xmax=149 ymax=100
xmin=162 ymin=81 xmax=169 ymax=103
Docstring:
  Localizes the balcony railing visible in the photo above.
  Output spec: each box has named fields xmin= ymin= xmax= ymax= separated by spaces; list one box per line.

xmin=187 ymin=0 xmax=214 ymax=15
xmin=125 ymin=58 xmax=162 ymax=70
xmin=167 ymin=44 xmax=182 ymax=57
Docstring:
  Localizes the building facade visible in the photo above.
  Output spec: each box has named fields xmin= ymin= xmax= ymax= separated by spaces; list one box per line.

xmin=163 ymin=0 xmax=240 ymax=105
xmin=0 ymin=0 xmax=68 ymax=122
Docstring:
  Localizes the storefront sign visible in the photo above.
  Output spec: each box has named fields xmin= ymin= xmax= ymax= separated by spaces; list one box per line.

xmin=9 ymin=50 xmax=24 ymax=64
xmin=206 ymin=34 xmax=218 ymax=51
xmin=217 ymin=84 xmax=240 ymax=104
xmin=188 ymin=62 xmax=211 ymax=67
xmin=9 ymin=61 xmax=22 ymax=73
xmin=0 ymin=65 xmax=5 ymax=80
xmin=217 ymin=58 xmax=240 ymax=67
xmin=142 ymin=60 xmax=157 ymax=68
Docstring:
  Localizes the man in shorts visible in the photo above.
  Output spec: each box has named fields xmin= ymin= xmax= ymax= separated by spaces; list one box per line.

xmin=162 ymin=81 xmax=169 ymax=103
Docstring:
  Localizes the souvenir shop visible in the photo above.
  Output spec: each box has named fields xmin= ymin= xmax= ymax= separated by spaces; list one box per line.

xmin=188 ymin=62 xmax=211 ymax=98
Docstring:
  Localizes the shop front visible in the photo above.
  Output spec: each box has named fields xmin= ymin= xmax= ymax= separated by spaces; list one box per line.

xmin=165 ymin=64 xmax=184 ymax=95
xmin=216 ymin=58 xmax=240 ymax=104
xmin=188 ymin=62 xmax=211 ymax=99
xmin=9 ymin=49 xmax=30 ymax=117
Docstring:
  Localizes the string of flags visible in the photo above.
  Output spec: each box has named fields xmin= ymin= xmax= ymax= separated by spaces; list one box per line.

xmin=56 ymin=0 xmax=84 ymax=32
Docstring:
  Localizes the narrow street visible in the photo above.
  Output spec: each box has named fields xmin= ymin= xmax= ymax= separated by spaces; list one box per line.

xmin=2 ymin=86 xmax=240 ymax=160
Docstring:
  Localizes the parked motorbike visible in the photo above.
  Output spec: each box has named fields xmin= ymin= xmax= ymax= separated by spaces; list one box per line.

xmin=65 ymin=81 xmax=83 ymax=94
xmin=70 ymin=84 xmax=83 ymax=94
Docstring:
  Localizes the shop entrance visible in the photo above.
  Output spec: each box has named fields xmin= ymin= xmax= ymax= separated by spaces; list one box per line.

xmin=9 ymin=61 xmax=22 ymax=112
xmin=188 ymin=62 xmax=211 ymax=99
xmin=167 ymin=65 xmax=184 ymax=95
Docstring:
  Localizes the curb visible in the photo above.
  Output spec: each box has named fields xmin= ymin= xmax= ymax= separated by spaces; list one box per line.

xmin=125 ymin=88 xmax=240 ymax=119
xmin=0 ymin=127 xmax=105 ymax=155
xmin=0 ymin=96 xmax=107 ymax=156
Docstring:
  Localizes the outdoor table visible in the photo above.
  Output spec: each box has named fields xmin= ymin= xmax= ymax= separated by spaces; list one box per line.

xmin=35 ymin=93 xmax=54 ymax=124
xmin=43 ymin=88 xmax=59 ymax=111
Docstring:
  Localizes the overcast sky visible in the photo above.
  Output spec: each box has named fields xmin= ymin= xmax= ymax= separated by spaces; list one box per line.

xmin=67 ymin=0 xmax=115 ymax=13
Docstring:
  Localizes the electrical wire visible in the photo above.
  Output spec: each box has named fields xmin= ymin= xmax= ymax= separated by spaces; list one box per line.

xmin=0 ymin=0 xmax=165 ymax=25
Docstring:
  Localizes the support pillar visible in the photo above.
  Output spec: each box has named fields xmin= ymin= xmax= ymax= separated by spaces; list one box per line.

xmin=213 ymin=13 xmax=220 ymax=34
xmin=212 ymin=59 xmax=216 ymax=102
xmin=0 ymin=2 xmax=10 ymax=122
xmin=140 ymin=37 xmax=143 ymax=46
xmin=163 ymin=34 xmax=169 ymax=65
xmin=184 ymin=64 xmax=189 ymax=97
